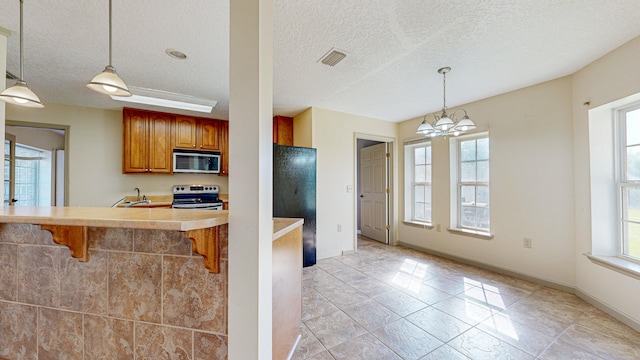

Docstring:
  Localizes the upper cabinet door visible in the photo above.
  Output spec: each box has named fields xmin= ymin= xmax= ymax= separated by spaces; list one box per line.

xmin=219 ymin=121 xmax=229 ymax=176
xmin=198 ymin=119 xmax=220 ymax=151
xmin=274 ymin=116 xmax=294 ymax=146
xmin=174 ymin=116 xmax=198 ymax=149
xmin=148 ymin=112 xmax=173 ymax=174
xmin=123 ymin=109 xmax=149 ymax=173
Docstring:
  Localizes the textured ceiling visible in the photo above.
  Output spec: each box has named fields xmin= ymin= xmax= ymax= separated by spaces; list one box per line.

xmin=1 ymin=0 xmax=639 ymax=122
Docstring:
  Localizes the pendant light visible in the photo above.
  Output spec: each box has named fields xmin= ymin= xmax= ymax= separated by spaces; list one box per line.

xmin=87 ymin=0 xmax=131 ymax=96
xmin=0 ymin=0 xmax=44 ymax=108
xmin=416 ymin=67 xmax=476 ymax=138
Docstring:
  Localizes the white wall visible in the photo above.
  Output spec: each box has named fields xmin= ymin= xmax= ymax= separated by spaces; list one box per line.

xmin=572 ymin=36 xmax=640 ymax=323
xmin=398 ymin=77 xmax=577 ymax=287
xmin=5 ymin=103 xmax=229 ymax=207
xmin=307 ymin=107 xmax=398 ymax=259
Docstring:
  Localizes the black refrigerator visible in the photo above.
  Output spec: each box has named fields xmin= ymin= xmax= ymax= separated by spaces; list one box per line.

xmin=273 ymin=144 xmax=317 ymax=267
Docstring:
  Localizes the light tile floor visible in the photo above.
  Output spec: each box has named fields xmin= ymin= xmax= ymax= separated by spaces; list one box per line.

xmin=293 ymin=237 xmax=640 ymax=360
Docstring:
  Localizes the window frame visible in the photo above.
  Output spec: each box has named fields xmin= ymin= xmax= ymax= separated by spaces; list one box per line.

xmin=13 ymin=144 xmax=47 ymax=207
xmin=404 ymin=139 xmax=433 ymax=225
xmin=449 ymin=131 xmax=491 ymax=235
xmin=616 ymin=104 xmax=640 ymax=263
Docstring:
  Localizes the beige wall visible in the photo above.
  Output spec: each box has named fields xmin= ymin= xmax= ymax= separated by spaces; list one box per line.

xmin=396 ymin=35 xmax=640 ymax=326
xmin=308 ymin=107 xmax=398 ymax=259
xmin=5 ymin=103 xmax=229 ymax=207
xmin=293 ymin=107 xmax=312 ymax=147
xmin=398 ymin=77 xmax=576 ymax=287
xmin=572 ymin=36 xmax=640 ymax=323
xmin=6 ymin=125 xmax=65 ymax=150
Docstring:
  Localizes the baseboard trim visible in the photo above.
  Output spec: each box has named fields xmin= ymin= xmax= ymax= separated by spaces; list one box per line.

xmin=398 ymin=241 xmax=574 ymax=293
xmin=397 ymin=241 xmax=640 ymax=333
xmin=342 ymin=249 xmax=355 ymax=256
xmin=574 ymin=287 xmax=640 ymax=333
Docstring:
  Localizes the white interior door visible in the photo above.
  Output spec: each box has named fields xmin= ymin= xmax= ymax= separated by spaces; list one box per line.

xmin=360 ymin=142 xmax=388 ymax=243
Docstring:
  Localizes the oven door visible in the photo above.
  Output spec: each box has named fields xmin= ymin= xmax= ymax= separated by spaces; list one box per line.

xmin=172 ymin=202 xmax=223 ymax=210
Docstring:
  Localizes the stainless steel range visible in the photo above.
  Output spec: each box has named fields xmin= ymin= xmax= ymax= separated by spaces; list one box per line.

xmin=172 ymin=185 xmax=223 ymax=210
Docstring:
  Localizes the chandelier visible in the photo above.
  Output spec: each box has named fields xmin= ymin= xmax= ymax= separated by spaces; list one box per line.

xmin=416 ymin=67 xmax=476 ymax=137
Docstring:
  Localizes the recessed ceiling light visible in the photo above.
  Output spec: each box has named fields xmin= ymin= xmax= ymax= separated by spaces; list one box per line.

xmin=166 ymin=48 xmax=188 ymax=60
xmin=110 ymin=86 xmax=217 ymax=113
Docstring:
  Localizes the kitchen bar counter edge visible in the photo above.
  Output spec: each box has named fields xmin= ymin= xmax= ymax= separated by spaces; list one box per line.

xmin=0 ymin=206 xmax=228 ymax=231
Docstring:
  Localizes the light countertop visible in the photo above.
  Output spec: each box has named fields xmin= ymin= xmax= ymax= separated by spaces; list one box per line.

xmin=0 ymin=207 xmax=228 ymax=231
xmin=273 ymin=218 xmax=303 ymax=239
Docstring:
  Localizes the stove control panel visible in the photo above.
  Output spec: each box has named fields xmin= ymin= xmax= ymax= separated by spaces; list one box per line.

xmin=172 ymin=185 xmax=219 ymax=194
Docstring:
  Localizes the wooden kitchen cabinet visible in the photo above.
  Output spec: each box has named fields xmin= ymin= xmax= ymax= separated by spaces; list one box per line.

xmin=173 ymin=116 xmax=220 ymax=151
xmin=173 ymin=115 xmax=198 ymax=149
xmin=273 ymin=115 xmax=294 ymax=146
xmin=219 ymin=120 xmax=229 ymax=176
xmin=199 ymin=119 xmax=220 ymax=150
xmin=123 ymin=108 xmax=172 ymax=174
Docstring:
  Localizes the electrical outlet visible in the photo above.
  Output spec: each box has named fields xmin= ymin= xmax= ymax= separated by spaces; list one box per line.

xmin=337 ymin=224 xmax=342 ymax=232
xmin=436 ymin=224 xmax=441 ymax=232
xmin=523 ymin=238 xmax=532 ymax=249
xmin=346 ymin=185 xmax=353 ymax=193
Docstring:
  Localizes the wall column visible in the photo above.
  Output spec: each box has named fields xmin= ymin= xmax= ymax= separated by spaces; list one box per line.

xmin=228 ymin=0 xmax=274 ymax=359
xmin=0 ymin=27 xmax=9 ymax=186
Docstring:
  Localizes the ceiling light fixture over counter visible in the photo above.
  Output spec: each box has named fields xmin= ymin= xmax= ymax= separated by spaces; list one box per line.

xmin=416 ymin=67 xmax=476 ymax=138
xmin=111 ymin=86 xmax=217 ymax=113
xmin=0 ymin=0 xmax=44 ymax=108
xmin=86 ymin=0 xmax=131 ymax=97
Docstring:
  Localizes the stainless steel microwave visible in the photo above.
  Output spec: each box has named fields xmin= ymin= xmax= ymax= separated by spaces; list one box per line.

xmin=173 ymin=151 xmax=221 ymax=174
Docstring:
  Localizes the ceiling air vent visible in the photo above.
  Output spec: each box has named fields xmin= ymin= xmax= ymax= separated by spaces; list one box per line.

xmin=319 ymin=48 xmax=347 ymax=67
xmin=6 ymin=71 xmax=18 ymax=80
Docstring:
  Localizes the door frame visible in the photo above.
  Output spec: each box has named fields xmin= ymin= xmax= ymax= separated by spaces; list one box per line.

xmin=5 ymin=120 xmax=70 ymax=206
xmin=353 ymin=132 xmax=396 ymax=252
xmin=4 ymin=133 xmax=16 ymax=206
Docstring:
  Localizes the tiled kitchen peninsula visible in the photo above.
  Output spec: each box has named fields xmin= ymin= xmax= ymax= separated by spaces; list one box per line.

xmin=0 ymin=208 xmax=230 ymax=359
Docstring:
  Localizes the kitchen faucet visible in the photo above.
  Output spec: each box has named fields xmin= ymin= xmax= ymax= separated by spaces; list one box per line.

xmin=134 ymin=187 xmax=140 ymax=201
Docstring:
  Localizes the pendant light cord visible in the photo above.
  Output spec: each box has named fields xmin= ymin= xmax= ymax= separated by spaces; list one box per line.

xmin=442 ymin=70 xmax=447 ymax=110
xmin=109 ymin=0 xmax=113 ymax=66
xmin=19 ymin=0 xmax=24 ymax=80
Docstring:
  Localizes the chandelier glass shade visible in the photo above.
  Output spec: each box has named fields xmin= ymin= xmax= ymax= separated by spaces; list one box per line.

xmin=0 ymin=0 xmax=44 ymax=108
xmin=416 ymin=67 xmax=476 ymax=138
xmin=87 ymin=0 xmax=131 ymax=97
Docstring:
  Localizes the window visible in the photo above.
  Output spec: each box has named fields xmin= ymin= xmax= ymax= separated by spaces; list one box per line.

xmin=14 ymin=144 xmax=51 ymax=207
xmin=451 ymin=133 xmax=490 ymax=232
xmin=618 ymin=106 xmax=640 ymax=260
xmin=404 ymin=140 xmax=432 ymax=224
